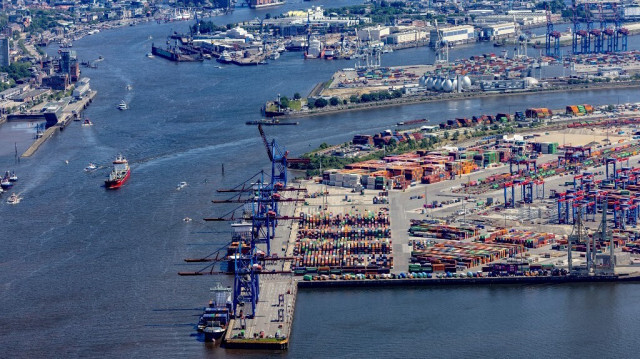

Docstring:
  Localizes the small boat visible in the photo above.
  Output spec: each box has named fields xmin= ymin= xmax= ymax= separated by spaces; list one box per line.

xmin=1 ymin=172 xmax=13 ymax=189
xmin=126 ymin=84 xmax=133 ymax=91
xmin=217 ymin=51 xmax=233 ymax=64
xmin=9 ymin=171 xmax=17 ymax=182
xmin=203 ymin=54 xmax=212 ymax=60
xmin=82 ymin=118 xmax=93 ymax=126
xmin=117 ymin=101 xmax=128 ymax=111
xmin=269 ymin=52 xmax=280 ymax=60
xmin=146 ymin=53 xmax=154 ymax=58
xmin=176 ymin=181 xmax=187 ymax=190
xmin=258 ymin=60 xmax=268 ymax=65
xmin=215 ymin=65 xmax=223 ymax=69
xmin=84 ymin=163 xmax=97 ymax=172
xmin=183 ymin=217 xmax=192 ymax=222
xmin=7 ymin=193 xmax=21 ymax=205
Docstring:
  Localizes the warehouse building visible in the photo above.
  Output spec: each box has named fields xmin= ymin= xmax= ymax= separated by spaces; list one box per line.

xmin=429 ymin=25 xmax=475 ymax=47
xmin=386 ymin=30 xmax=427 ymax=45
xmin=481 ymin=22 xmax=517 ymax=40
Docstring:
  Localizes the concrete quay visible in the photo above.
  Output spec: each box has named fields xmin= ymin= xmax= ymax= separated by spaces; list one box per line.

xmin=222 ymin=184 xmax=302 ymax=350
xmin=21 ymin=90 xmax=97 ymax=157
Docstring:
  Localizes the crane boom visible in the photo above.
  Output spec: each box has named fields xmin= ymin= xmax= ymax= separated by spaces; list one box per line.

xmin=258 ymin=124 xmax=273 ymax=162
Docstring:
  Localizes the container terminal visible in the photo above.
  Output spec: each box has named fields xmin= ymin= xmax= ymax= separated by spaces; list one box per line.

xmin=182 ymin=108 xmax=640 ymax=349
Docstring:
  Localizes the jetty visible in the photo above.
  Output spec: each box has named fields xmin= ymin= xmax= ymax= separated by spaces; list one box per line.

xmin=22 ymin=90 xmax=97 ymax=157
xmin=222 ymin=186 xmax=302 ymax=349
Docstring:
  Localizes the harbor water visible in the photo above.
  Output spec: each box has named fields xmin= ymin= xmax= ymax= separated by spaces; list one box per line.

xmin=2 ymin=3 xmax=640 ymax=357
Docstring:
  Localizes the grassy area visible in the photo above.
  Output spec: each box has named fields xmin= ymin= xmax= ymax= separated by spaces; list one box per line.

xmin=266 ymin=103 xmax=280 ymax=113
xmin=288 ymin=100 xmax=302 ymax=111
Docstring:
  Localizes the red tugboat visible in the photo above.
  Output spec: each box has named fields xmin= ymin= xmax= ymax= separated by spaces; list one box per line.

xmin=105 ymin=154 xmax=130 ymax=189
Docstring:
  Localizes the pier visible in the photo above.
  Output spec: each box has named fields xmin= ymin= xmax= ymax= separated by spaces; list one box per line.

xmin=21 ymin=90 xmax=97 ymax=157
xmin=221 ymin=183 xmax=302 ymax=349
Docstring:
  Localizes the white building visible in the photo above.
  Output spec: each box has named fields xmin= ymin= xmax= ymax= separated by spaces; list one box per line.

xmin=624 ymin=7 xmax=640 ymax=20
xmin=482 ymin=23 xmax=517 ymax=40
xmin=356 ymin=26 xmax=390 ymax=42
xmin=386 ymin=30 xmax=427 ymax=45
xmin=73 ymin=77 xmax=91 ymax=98
xmin=430 ymin=25 xmax=475 ymax=47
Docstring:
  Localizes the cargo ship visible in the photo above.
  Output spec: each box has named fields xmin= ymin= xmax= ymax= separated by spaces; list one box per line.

xmin=105 ymin=154 xmax=130 ymax=189
xmin=197 ymin=284 xmax=233 ymax=342
xmin=250 ymin=0 xmax=286 ymax=9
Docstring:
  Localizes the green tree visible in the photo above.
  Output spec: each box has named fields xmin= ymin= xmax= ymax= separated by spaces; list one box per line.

xmin=443 ymin=131 xmax=449 ymax=139
xmin=293 ymin=92 xmax=301 ymax=100
xmin=280 ymin=96 xmax=290 ymax=108
xmin=314 ymin=98 xmax=328 ymax=108
xmin=307 ymin=100 xmax=315 ymax=109
xmin=1 ymin=62 xmax=32 ymax=82
xmin=329 ymin=97 xmax=340 ymax=106
xmin=349 ymin=94 xmax=360 ymax=103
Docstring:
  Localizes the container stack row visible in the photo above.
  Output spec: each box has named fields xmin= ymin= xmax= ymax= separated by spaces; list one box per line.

xmin=409 ymin=239 xmax=525 ymax=272
xmin=408 ymin=219 xmax=479 ymax=240
xmin=481 ymin=229 xmax=556 ymax=248
xmin=294 ymin=210 xmax=393 ymax=274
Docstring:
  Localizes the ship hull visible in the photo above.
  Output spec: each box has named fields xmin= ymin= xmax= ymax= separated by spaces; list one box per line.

xmin=203 ymin=327 xmax=226 ymax=341
xmin=105 ymin=169 xmax=130 ymax=189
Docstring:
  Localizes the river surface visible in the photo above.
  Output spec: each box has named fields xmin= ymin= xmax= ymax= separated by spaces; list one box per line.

xmin=2 ymin=2 xmax=640 ymax=357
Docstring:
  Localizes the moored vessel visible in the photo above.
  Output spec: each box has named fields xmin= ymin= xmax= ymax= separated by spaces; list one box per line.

xmin=1 ymin=172 xmax=13 ymax=189
xmin=245 ymin=119 xmax=299 ymax=126
xmin=216 ymin=51 xmax=233 ymax=64
xmin=197 ymin=284 xmax=233 ymax=342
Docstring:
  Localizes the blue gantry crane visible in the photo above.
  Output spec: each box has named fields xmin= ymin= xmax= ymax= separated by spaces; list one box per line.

xmin=190 ymin=125 xmax=308 ymax=318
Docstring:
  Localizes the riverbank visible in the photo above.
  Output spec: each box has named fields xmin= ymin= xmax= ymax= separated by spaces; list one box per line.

xmin=275 ymin=81 xmax=640 ymax=119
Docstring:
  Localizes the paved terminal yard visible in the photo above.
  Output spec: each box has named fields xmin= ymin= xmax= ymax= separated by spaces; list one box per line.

xmin=223 ymin=120 xmax=640 ymax=349
xmin=223 ymin=184 xmax=301 ymax=349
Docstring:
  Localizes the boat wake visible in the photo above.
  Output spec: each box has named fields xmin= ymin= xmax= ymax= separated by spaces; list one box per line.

xmin=133 ymin=138 xmax=254 ymax=171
